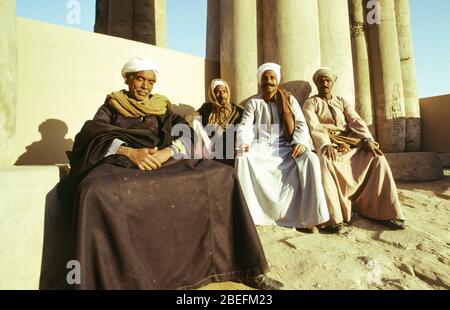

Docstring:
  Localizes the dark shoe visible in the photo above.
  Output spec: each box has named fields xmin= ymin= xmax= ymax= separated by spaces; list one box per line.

xmin=241 ymin=275 xmax=284 ymax=290
xmin=320 ymin=222 xmax=345 ymax=234
xmin=378 ymin=219 xmax=406 ymax=230
xmin=296 ymin=226 xmax=319 ymax=234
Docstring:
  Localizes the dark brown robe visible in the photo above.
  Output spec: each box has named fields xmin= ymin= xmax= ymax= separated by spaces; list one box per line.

xmin=59 ymin=101 xmax=268 ymax=289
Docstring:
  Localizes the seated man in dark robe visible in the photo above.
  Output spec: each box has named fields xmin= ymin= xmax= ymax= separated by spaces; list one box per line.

xmin=186 ymin=79 xmax=243 ymax=166
xmin=58 ymin=56 xmax=283 ymax=290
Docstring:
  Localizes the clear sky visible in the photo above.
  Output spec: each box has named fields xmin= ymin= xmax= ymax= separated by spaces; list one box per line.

xmin=16 ymin=0 xmax=450 ymax=98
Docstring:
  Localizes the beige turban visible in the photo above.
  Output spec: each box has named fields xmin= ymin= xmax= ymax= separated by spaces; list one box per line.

xmin=313 ymin=67 xmax=337 ymax=85
xmin=257 ymin=62 xmax=281 ymax=85
xmin=121 ymin=56 xmax=160 ymax=78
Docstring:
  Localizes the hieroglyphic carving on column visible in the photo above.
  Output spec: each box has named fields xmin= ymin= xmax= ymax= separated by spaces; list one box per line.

xmin=349 ymin=0 xmax=376 ymax=136
xmin=367 ymin=0 xmax=406 ymax=152
xmin=350 ymin=21 xmax=365 ymax=37
xmin=395 ymin=0 xmax=421 ymax=151
xmin=391 ymin=83 xmax=404 ymax=138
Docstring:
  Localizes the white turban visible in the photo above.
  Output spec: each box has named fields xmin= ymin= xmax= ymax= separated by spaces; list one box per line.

xmin=257 ymin=63 xmax=281 ymax=85
xmin=121 ymin=56 xmax=160 ymax=78
xmin=313 ymin=67 xmax=337 ymax=85
xmin=211 ymin=79 xmax=226 ymax=90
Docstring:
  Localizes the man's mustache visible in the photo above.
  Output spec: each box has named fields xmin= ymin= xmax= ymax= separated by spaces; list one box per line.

xmin=262 ymin=83 xmax=276 ymax=87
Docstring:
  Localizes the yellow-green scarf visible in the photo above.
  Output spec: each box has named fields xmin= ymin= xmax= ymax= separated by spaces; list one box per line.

xmin=207 ymin=80 xmax=240 ymax=128
xmin=108 ymin=90 xmax=171 ymax=117
xmin=327 ymin=129 xmax=361 ymax=153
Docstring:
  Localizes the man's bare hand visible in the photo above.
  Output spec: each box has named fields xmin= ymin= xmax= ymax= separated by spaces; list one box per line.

xmin=152 ymin=147 xmax=173 ymax=166
xmin=235 ymin=144 xmax=250 ymax=157
xmin=361 ymin=139 xmax=383 ymax=157
xmin=291 ymin=144 xmax=307 ymax=159
xmin=118 ymin=146 xmax=164 ymax=170
xmin=322 ymin=144 xmax=337 ymax=161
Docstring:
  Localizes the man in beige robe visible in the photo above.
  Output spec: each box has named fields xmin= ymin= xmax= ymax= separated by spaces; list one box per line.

xmin=302 ymin=67 xmax=406 ymax=232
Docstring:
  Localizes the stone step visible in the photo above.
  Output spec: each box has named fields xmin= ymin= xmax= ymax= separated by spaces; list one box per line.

xmin=437 ymin=153 xmax=450 ymax=168
xmin=0 ymin=165 xmax=69 ymax=290
xmin=385 ymin=152 xmax=443 ymax=181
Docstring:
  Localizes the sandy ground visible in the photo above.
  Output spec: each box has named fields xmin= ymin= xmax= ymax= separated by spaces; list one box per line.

xmin=202 ymin=170 xmax=450 ymax=290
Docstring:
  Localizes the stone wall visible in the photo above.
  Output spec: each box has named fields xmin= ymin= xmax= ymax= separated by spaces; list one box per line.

xmin=12 ymin=18 xmax=219 ymax=166
xmin=0 ymin=0 xmax=17 ymax=167
xmin=420 ymin=94 xmax=450 ymax=153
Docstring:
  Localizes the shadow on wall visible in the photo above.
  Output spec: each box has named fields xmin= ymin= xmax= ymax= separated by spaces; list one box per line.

xmin=39 ymin=179 xmax=73 ymax=290
xmin=280 ymin=80 xmax=313 ymax=107
xmin=15 ymin=119 xmax=74 ymax=165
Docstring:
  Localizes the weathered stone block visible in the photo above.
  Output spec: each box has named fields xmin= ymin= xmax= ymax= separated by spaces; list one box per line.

xmin=385 ymin=152 xmax=443 ymax=181
xmin=437 ymin=153 xmax=450 ymax=168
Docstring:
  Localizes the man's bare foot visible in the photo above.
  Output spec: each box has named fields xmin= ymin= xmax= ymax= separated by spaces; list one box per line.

xmin=320 ymin=222 xmax=345 ymax=234
xmin=296 ymin=226 xmax=319 ymax=234
xmin=377 ymin=219 xmax=406 ymax=230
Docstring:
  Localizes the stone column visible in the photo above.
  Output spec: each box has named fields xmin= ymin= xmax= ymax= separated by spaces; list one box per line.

xmin=257 ymin=0 xmax=278 ymax=65
xmin=0 ymin=0 xmax=16 ymax=167
xmin=152 ymin=0 xmax=167 ymax=47
xmin=258 ymin=0 xmax=321 ymax=104
xmin=132 ymin=0 xmax=154 ymax=44
xmin=395 ymin=0 xmax=420 ymax=151
xmin=348 ymin=0 xmax=376 ymax=136
xmin=206 ymin=0 xmax=220 ymax=62
xmin=94 ymin=0 xmax=109 ymax=34
xmin=133 ymin=0 xmax=167 ymax=46
xmin=367 ymin=0 xmax=406 ymax=152
xmin=108 ymin=0 xmax=133 ymax=40
xmin=102 ymin=0 xmax=166 ymax=46
xmin=318 ymin=0 xmax=355 ymax=107
xmin=220 ymin=0 xmax=258 ymax=105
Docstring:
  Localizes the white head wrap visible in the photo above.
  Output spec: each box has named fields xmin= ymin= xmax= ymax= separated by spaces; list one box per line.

xmin=313 ymin=67 xmax=337 ymax=85
xmin=257 ymin=62 xmax=281 ymax=85
xmin=211 ymin=79 xmax=226 ymax=90
xmin=121 ymin=56 xmax=160 ymax=78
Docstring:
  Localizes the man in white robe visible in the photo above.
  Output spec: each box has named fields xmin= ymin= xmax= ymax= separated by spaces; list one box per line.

xmin=235 ymin=63 xmax=330 ymax=232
